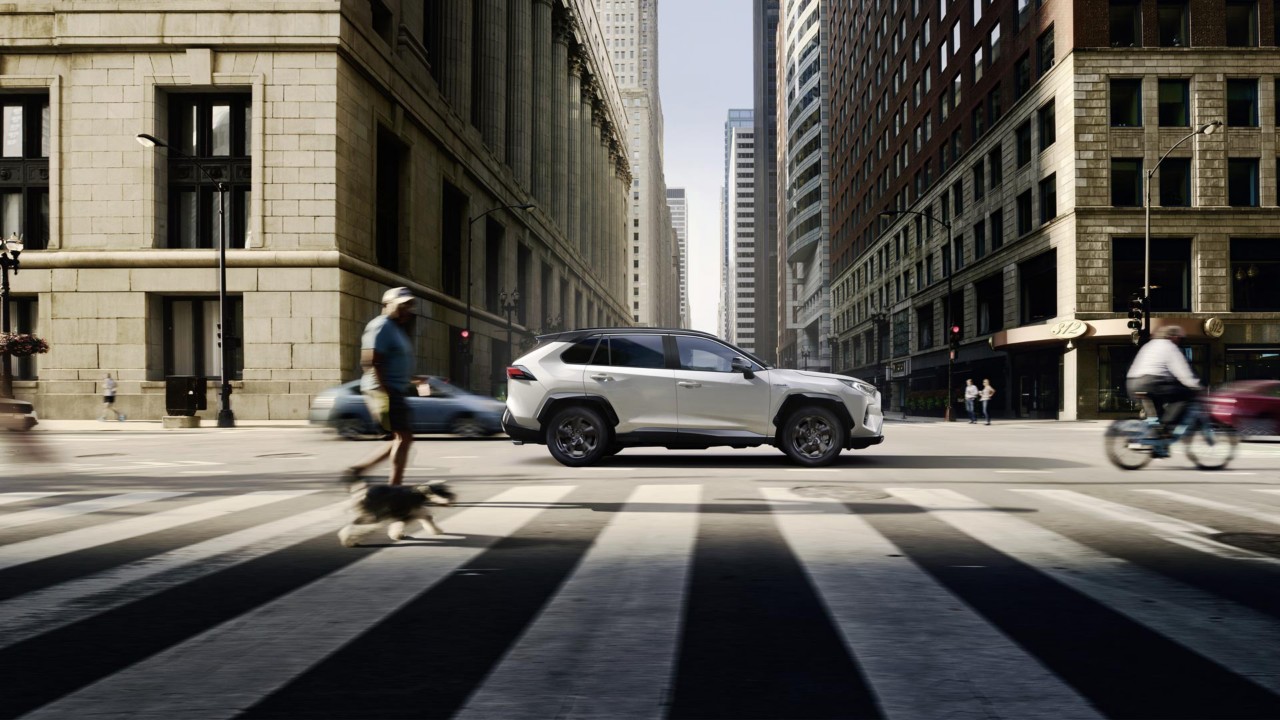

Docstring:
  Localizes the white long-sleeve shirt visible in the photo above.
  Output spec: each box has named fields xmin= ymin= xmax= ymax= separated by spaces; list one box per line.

xmin=1126 ymin=338 xmax=1200 ymax=388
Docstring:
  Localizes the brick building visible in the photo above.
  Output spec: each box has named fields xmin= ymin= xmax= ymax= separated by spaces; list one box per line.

xmin=828 ymin=0 xmax=1280 ymax=419
xmin=0 ymin=1 xmax=631 ymax=419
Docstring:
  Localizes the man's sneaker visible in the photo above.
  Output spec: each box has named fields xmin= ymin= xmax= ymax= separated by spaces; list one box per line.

xmin=119 ymin=414 xmax=126 ymax=422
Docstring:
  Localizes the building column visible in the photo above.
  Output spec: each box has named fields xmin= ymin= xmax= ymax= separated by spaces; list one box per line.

xmin=617 ymin=165 xmax=628 ymax=306
xmin=566 ymin=55 xmax=582 ymax=253
xmin=549 ymin=7 xmax=569 ymax=229
xmin=529 ymin=0 xmax=555 ymax=206
xmin=506 ymin=0 xmax=533 ymax=189
xmin=475 ymin=0 xmax=507 ymax=157
xmin=590 ymin=111 xmax=604 ymax=272
xmin=580 ymin=86 xmax=595 ymax=260
xmin=439 ymin=0 xmax=473 ymax=120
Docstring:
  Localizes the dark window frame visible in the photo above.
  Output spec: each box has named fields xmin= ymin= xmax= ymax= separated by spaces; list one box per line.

xmin=164 ymin=92 xmax=252 ymax=250
xmin=1228 ymin=157 xmax=1260 ymax=207
xmin=1226 ymin=79 xmax=1259 ymax=127
xmin=0 ymin=93 xmax=51 ymax=250
xmin=161 ymin=295 xmax=244 ymax=380
xmin=1111 ymin=157 xmax=1144 ymax=207
xmin=1110 ymin=78 xmax=1143 ymax=127
xmin=1159 ymin=157 xmax=1191 ymax=207
xmin=1157 ymin=78 xmax=1190 ymax=127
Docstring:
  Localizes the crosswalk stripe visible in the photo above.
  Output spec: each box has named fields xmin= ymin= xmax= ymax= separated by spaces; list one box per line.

xmin=0 ymin=492 xmax=186 ymax=532
xmin=1012 ymin=489 xmax=1279 ymax=563
xmin=0 ymin=492 xmax=66 ymax=508
xmin=1137 ymin=489 xmax=1280 ymax=526
xmin=0 ymin=496 xmax=347 ymax=651
xmin=0 ymin=491 xmax=313 ymax=574
xmin=456 ymin=485 xmax=700 ymax=720
xmin=763 ymin=487 xmax=1103 ymax=720
xmin=890 ymin=488 xmax=1280 ymax=697
xmin=21 ymin=485 xmax=576 ymax=720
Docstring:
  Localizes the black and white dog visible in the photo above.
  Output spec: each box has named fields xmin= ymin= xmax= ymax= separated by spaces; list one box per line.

xmin=338 ymin=479 xmax=456 ymax=547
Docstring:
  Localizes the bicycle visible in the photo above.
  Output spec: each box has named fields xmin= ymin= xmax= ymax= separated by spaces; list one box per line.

xmin=1104 ymin=392 xmax=1240 ymax=470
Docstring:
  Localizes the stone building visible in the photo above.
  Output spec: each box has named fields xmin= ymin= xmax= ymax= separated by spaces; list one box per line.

xmin=722 ymin=109 xmax=757 ymax=352
xmin=0 ymin=0 xmax=631 ymax=419
xmin=827 ymin=0 xmax=1280 ymax=420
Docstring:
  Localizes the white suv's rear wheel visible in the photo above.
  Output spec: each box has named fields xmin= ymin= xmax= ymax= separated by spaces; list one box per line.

xmin=546 ymin=405 xmax=611 ymax=467
xmin=781 ymin=405 xmax=844 ymax=466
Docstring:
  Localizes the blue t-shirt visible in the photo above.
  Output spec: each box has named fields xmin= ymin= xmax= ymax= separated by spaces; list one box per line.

xmin=360 ymin=314 xmax=413 ymax=393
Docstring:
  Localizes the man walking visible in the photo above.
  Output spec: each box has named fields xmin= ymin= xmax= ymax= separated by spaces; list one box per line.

xmin=344 ymin=287 xmax=418 ymax=486
xmin=963 ymin=379 xmax=979 ymax=424
xmin=99 ymin=373 xmax=125 ymax=422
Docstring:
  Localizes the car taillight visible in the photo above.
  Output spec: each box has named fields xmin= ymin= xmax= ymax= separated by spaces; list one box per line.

xmin=507 ymin=365 xmax=537 ymax=381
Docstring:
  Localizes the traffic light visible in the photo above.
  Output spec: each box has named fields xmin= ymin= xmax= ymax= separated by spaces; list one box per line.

xmin=1127 ymin=296 xmax=1145 ymax=331
xmin=948 ymin=324 xmax=961 ymax=350
xmin=459 ymin=328 xmax=471 ymax=355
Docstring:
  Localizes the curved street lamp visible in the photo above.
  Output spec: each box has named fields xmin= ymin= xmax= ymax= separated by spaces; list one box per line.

xmin=464 ymin=203 xmax=533 ymax=390
xmin=136 ymin=133 xmax=235 ymax=427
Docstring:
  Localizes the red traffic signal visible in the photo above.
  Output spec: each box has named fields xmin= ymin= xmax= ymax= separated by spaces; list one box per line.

xmin=950 ymin=325 xmax=961 ymax=335
xmin=460 ymin=329 xmax=471 ymax=339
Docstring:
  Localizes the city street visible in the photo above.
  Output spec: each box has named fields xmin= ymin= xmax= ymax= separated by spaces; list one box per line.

xmin=2 ymin=419 xmax=1280 ymax=719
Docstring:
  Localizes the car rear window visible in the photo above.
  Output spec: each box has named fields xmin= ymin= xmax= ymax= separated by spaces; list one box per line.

xmin=559 ymin=338 xmax=599 ymax=365
xmin=598 ymin=335 xmax=667 ymax=369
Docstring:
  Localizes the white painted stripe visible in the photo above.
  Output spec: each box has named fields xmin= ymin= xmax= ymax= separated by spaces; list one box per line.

xmin=457 ymin=485 xmax=700 ymax=720
xmin=994 ymin=470 xmax=1053 ymax=474
xmin=763 ymin=487 xmax=1102 ymax=720
xmin=1013 ymin=489 xmax=1278 ymax=563
xmin=891 ymin=488 xmax=1280 ymax=697
xmin=0 ymin=491 xmax=313 ymax=574
xmin=0 ymin=496 xmax=344 ymax=651
xmin=0 ymin=492 xmax=66 ymax=508
xmin=0 ymin=492 xmax=184 ymax=532
xmin=22 ymin=486 xmax=576 ymax=720
xmin=1137 ymin=489 xmax=1280 ymax=526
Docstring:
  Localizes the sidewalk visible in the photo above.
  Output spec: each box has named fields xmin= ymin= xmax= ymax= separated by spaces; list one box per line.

xmin=882 ymin=411 xmax=1100 ymax=425
xmin=30 ymin=419 xmax=314 ymax=434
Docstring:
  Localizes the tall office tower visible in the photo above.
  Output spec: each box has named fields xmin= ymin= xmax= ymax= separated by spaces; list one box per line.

xmin=776 ymin=0 xmax=832 ymax=372
xmin=753 ymin=0 xmax=782 ymax=363
xmin=666 ymin=188 xmax=689 ymax=328
xmin=827 ymin=0 xmax=1280 ymax=421
xmin=599 ymin=0 xmax=680 ymax=327
xmin=723 ymin=109 xmax=757 ymax=350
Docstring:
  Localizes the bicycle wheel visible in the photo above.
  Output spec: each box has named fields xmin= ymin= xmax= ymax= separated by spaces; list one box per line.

xmin=1105 ymin=419 xmax=1153 ymax=470
xmin=1185 ymin=422 xmax=1239 ymax=470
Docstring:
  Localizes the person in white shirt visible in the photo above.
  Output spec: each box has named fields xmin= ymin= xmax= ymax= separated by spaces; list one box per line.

xmin=1126 ymin=325 xmax=1200 ymax=437
xmin=963 ymin=379 xmax=980 ymax=423
xmin=99 ymin=373 xmax=125 ymax=422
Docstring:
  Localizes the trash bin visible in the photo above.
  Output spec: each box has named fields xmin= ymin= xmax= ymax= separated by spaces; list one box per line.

xmin=165 ymin=376 xmax=207 ymax=416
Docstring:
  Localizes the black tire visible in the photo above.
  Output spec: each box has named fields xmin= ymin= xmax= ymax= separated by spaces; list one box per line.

xmin=1104 ymin=419 xmax=1153 ymax=470
xmin=604 ymin=444 xmax=623 ymax=457
xmin=335 ymin=415 xmax=375 ymax=440
xmin=545 ymin=405 xmax=611 ymax=467
xmin=780 ymin=405 xmax=844 ymax=467
xmin=1186 ymin=422 xmax=1239 ymax=470
xmin=451 ymin=414 xmax=484 ymax=438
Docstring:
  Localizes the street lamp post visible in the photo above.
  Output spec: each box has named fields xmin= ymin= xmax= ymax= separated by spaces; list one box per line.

xmin=499 ymin=289 xmax=520 ymax=373
xmin=1142 ymin=120 xmax=1220 ymax=342
xmin=0 ymin=234 xmax=25 ymax=399
xmin=800 ymin=349 xmax=809 ymax=370
xmin=465 ymin=203 xmax=534 ymax=390
xmin=881 ymin=209 xmax=954 ymax=421
xmin=136 ymin=133 xmax=235 ymax=427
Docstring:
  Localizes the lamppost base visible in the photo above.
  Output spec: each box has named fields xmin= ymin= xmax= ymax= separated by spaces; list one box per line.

xmin=217 ymin=408 xmax=236 ymax=428
xmin=944 ymin=407 xmax=952 ymax=422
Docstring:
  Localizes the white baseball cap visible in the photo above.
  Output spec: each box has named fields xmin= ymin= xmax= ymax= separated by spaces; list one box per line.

xmin=381 ymin=287 xmax=416 ymax=306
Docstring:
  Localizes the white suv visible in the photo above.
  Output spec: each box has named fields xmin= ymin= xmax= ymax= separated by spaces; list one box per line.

xmin=503 ymin=328 xmax=884 ymax=467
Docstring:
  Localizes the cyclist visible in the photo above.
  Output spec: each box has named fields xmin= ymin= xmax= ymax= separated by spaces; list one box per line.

xmin=1126 ymin=325 xmax=1200 ymax=447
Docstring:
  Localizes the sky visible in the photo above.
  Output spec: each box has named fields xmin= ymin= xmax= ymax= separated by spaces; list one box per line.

xmin=658 ymin=0 xmax=753 ymax=334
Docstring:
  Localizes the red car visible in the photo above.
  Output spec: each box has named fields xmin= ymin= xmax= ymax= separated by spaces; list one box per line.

xmin=1206 ymin=380 xmax=1280 ymax=437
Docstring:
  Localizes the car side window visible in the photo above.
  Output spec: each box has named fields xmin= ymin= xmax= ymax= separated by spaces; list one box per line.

xmin=560 ymin=338 xmax=599 ymax=365
xmin=600 ymin=335 xmax=666 ymax=369
xmin=676 ymin=336 xmax=749 ymax=373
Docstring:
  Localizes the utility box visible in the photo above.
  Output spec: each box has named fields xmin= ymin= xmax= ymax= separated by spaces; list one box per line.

xmin=164 ymin=376 xmax=207 ymax=416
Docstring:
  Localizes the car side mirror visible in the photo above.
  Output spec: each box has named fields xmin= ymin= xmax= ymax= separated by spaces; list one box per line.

xmin=731 ymin=356 xmax=755 ymax=379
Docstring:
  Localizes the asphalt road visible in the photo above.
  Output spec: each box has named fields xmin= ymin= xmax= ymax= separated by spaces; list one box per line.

xmin=2 ymin=419 xmax=1280 ymax=719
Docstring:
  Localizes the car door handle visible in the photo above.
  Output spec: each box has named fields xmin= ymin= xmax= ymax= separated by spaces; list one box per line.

xmin=678 ymin=381 xmax=702 ymax=388
xmin=590 ymin=374 xmax=614 ymax=382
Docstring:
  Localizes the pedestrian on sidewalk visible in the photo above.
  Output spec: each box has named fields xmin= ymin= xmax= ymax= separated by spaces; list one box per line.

xmin=343 ymin=287 xmax=419 ymax=486
xmin=99 ymin=373 xmax=125 ymax=422
xmin=980 ymin=378 xmax=996 ymax=425
xmin=964 ymin=379 xmax=979 ymax=424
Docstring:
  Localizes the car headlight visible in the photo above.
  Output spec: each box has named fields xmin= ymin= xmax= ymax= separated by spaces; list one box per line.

xmin=840 ymin=379 xmax=878 ymax=397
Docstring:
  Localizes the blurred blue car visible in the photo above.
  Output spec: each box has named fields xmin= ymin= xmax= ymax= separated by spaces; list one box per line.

xmin=309 ymin=376 xmax=505 ymax=439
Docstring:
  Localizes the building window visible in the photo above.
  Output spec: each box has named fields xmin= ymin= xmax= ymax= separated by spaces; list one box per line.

xmin=1232 ymin=237 xmax=1280 ymax=310
xmin=1037 ymin=26 xmax=1055 ymax=75
xmin=1225 ymin=0 xmax=1258 ymax=46
xmin=1226 ymin=79 xmax=1259 ymax=126
xmin=973 ymin=163 xmax=985 ymax=200
xmin=375 ymin=127 xmax=406 ymax=273
xmin=163 ymin=296 xmax=243 ymax=379
xmin=1157 ymin=79 xmax=1190 ymax=126
xmin=1037 ymin=101 xmax=1057 ymax=152
xmin=1110 ymin=79 xmax=1142 ymax=127
xmin=952 ymin=180 xmax=964 ymax=216
xmin=973 ymin=46 xmax=984 ymax=83
xmin=988 ymin=144 xmax=1003 ymax=187
xmin=165 ymin=93 xmax=252 ymax=250
xmin=1110 ymin=0 xmax=1141 ymax=47
xmin=1157 ymin=0 xmax=1188 ymax=46
xmin=1111 ymin=158 xmax=1143 ymax=206
xmin=990 ymin=209 xmax=1004 ymax=250
xmin=441 ymin=183 xmax=466 ymax=298
xmin=971 ymin=105 xmax=986 ymax=141
xmin=917 ymin=304 xmax=934 ymax=349
xmin=1159 ymin=157 xmax=1191 ymax=206
xmin=1016 ymin=190 xmax=1033 ymax=235
xmin=0 ymin=94 xmax=50 ymax=250
xmin=1112 ymin=237 xmax=1191 ymax=311
xmin=10 ymin=297 xmax=37 ymax=380
xmin=1019 ymin=250 xmax=1057 ymax=324
xmin=954 ymin=232 xmax=965 ymax=269
xmin=974 ymin=219 xmax=986 ymax=258
xmin=976 ymin=273 xmax=1003 ymax=333
xmin=1228 ymin=158 xmax=1259 ymax=207
xmin=1014 ymin=54 xmax=1031 ymax=98
xmin=1015 ymin=121 xmax=1032 ymax=167
xmin=1039 ymin=174 xmax=1057 ymax=223
xmin=987 ymin=84 xmax=1003 ymax=124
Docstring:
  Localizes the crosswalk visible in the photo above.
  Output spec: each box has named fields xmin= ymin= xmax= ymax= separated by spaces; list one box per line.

xmin=2 ymin=482 xmax=1280 ymax=719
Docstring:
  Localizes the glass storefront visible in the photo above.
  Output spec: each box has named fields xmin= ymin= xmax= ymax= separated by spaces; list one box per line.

xmin=1226 ymin=347 xmax=1280 ymax=382
xmin=1098 ymin=342 xmax=1209 ymax=412
xmin=1011 ymin=348 xmax=1062 ymax=418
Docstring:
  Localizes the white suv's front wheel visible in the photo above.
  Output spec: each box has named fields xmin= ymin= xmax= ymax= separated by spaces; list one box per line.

xmin=781 ymin=406 xmax=844 ymax=466
xmin=546 ymin=405 xmax=611 ymax=467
